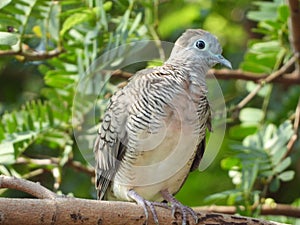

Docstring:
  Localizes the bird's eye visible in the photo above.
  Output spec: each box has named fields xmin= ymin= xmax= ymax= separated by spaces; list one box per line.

xmin=195 ymin=40 xmax=206 ymax=50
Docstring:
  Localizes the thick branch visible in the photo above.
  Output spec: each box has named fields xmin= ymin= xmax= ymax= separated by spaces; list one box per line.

xmin=0 ymin=175 xmax=288 ymax=224
xmin=0 ymin=198 xmax=284 ymax=225
xmin=0 ymin=48 xmax=65 ymax=61
xmin=0 ymin=175 xmax=58 ymax=199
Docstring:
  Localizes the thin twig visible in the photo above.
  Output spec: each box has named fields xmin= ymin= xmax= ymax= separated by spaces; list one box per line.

xmin=66 ymin=160 xmax=94 ymax=177
xmin=16 ymin=157 xmax=94 ymax=177
xmin=235 ymin=55 xmax=298 ymax=111
xmin=0 ymin=48 xmax=65 ymax=61
xmin=286 ymin=96 xmax=300 ymax=154
xmin=0 ymin=175 xmax=58 ymax=199
xmin=211 ymin=69 xmax=300 ymax=84
xmin=110 ymin=68 xmax=300 ymax=84
xmin=194 ymin=204 xmax=300 ymax=218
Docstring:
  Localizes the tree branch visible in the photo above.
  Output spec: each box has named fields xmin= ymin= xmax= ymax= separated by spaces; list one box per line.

xmin=234 ymin=54 xmax=298 ymax=111
xmin=66 ymin=160 xmax=94 ymax=177
xmin=286 ymin=96 xmax=300 ymax=155
xmin=288 ymin=0 xmax=300 ymax=55
xmin=16 ymin=157 xmax=94 ymax=177
xmin=0 ymin=175 xmax=58 ymax=199
xmin=111 ymin=68 xmax=300 ymax=85
xmin=0 ymin=175 xmax=286 ymax=225
xmin=0 ymin=198 xmax=285 ymax=225
xmin=210 ymin=69 xmax=300 ymax=84
xmin=195 ymin=204 xmax=300 ymax=219
xmin=0 ymin=48 xmax=65 ymax=61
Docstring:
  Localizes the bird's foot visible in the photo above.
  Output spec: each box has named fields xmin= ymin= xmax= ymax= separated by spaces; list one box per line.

xmin=128 ymin=190 xmax=168 ymax=224
xmin=161 ymin=189 xmax=198 ymax=225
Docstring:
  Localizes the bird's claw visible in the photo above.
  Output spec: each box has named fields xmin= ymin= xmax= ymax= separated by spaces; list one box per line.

xmin=161 ymin=189 xmax=199 ymax=225
xmin=128 ymin=189 xmax=199 ymax=225
xmin=170 ymin=201 xmax=199 ymax=225
xmin=128 ymin=190 xmax=162 ymax=224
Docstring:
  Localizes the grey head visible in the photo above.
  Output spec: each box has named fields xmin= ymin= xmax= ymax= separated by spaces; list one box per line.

xmin=166 ymin=29 xmax=232 ymax=70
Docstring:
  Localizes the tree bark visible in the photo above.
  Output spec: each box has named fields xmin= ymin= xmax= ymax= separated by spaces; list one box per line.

xmin=0 ymin=198 xmax=284 ymax=225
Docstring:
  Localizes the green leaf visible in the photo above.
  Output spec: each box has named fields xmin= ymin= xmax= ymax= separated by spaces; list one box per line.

xmin=247 ymin=11 xmax=277 ymax=22
xmin=278 ymin=170 xmax=295 ymax=182
xmin=247 ymin=1 xmax=280 ymax=22
xmin=242 ymin=162 xmax=259 ymax=192
xmin=204 ymin=190 xmax=240 ymax=202
xmin=269 ymin=177 xmax=280 ymax=192
xmin=0 ymin=32 xmax=19 ymax=45
xmin=0 ymin=0 xmax=11 ymax=9
xmin=278 ymin=5 xmax=289 ymax=22
xmin=251 ymin=40 xmax=281 ymax=53
xmin=46 ymin=103 xmax=54 ymax=126
xmin=239 ymin=107 xmax=264 ymax=124
xmin=274 ymin=157 xmax=291 ymax=173
xmin=0 ymin=142 xmax=15 ymax=164
xmin=246 ymin=82 xmax=271 ymax=97
xmin=271 ymin=147 xmax=287 ymax=166
xmin=27 ymin=114 xmax=35 ymax=130
xmin=221 ymin=157 xmax=240 ymax=170
xmin=262 ymin=123 xmax=276 ymax=145
xmin=60 ymin=11 xmax=92 ymax=37
xmin=128 ymin=12 xmax=142 ymax=35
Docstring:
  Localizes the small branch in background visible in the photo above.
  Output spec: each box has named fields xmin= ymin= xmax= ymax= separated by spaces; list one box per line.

xmin=195 ymin=204 xmax=300 ymax=219
xmin=286 ymin=96 xmax=300 ymax=155
xmin=110 ymin=68 xmax=300 ymax=84
xmin=66 ymin=160 xmax=94 ymax=177
xmin=0 ymin=48 xmax=65 ymax=61
xmin=111 ymin=69 xmax=133 ymax=79
xmin=16 ymin=157 xmax=56 ymax=166
xmin=0 ymin=175 xmax=58 ymax=199
xmin=16 ymin=157 xmax=94 ymax=177
xmin=234 ymin=54 xmax=298 ymax=111
xmin=210 ymin=69 xmax=300 ymax=84
xmin=288 ymin=0 xmax=300 ymax=55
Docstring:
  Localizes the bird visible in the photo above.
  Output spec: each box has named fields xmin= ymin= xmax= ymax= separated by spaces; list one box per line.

xmin=94 ymin=29 xmax=232 ymax=225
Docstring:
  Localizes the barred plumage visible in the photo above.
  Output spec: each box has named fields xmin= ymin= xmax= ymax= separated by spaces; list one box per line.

xmin=94 ymin=29 xmax=231 ymax=224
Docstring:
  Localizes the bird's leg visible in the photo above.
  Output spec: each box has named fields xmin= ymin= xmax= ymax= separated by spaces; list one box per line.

xmin=128 ymin=190 xmax=168 ymax=224
xmin=160 ymin=189 xmax=199 ymax=225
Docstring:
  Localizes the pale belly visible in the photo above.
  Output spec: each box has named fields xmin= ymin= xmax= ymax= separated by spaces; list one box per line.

xmin=107 ymin=116 xmax=203 ymax=202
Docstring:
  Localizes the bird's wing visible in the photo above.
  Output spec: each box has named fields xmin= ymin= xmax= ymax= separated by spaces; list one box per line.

xmin=190 ymin=100 xmax=211 ymax=172
xmin=94 ymin=67 xmax=177 ymax=200
xmin=94 ymin=91 xmax=128 ymax=199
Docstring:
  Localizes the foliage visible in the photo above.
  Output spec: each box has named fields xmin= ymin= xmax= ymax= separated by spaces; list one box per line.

xmin=207 ymin=120 xmax=294 ymax=216
xmin=0 ymin=0 xmax=299 ymax=223
xmin=241 ymin=0 xmax=291 ymax=73
xmin=203 ymin=0 xmax=299 ymax=220
xmin=0 ymin=0 xmax=152 ymax=194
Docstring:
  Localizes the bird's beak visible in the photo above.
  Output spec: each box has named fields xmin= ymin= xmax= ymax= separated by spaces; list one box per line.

xmin=215 ymin=54 xmax=232 ymax=69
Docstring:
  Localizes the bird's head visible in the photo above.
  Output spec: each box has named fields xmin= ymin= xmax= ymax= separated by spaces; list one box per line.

xmin=167 ymin=29 xmax=232 ymax=70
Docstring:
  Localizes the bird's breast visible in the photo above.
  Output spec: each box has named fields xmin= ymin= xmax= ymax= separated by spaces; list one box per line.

xmin=110 ymin=93 xmax=207 ymax=201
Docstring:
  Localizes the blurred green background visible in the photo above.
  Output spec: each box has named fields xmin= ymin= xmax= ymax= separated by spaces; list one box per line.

xmin=0 ymin=0 xmax=299 ymax=223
